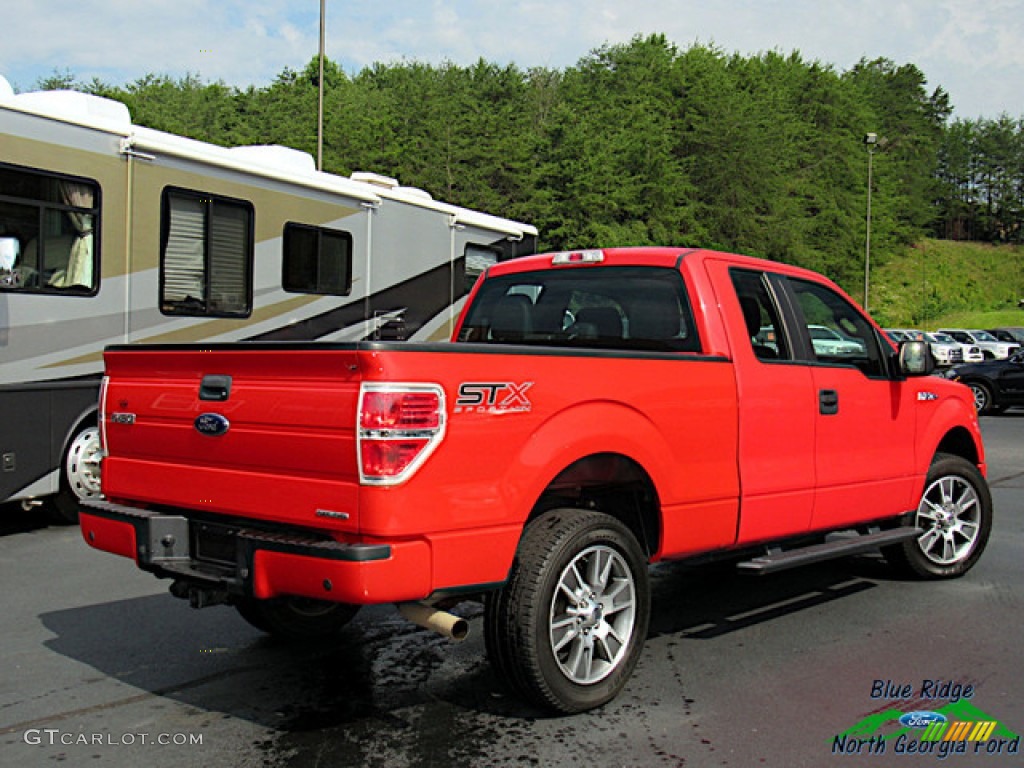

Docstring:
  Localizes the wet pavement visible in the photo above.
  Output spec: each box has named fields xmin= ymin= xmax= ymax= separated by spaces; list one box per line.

xmin=1 ymin=414 xmax=1022 ymax=767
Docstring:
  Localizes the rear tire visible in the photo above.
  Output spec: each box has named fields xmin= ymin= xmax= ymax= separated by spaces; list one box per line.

xmin=885 ymin=453 xmax=991 ymax=579
xmin=484 ymin=584 xmax=527 ymax=698
xmin=235 ymin=597 xmax=359 ymax=640
xmin=485 ymin=508 xmax=650 ymax=714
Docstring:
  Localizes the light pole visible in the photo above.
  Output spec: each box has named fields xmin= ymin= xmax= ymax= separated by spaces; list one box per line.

xmin=864 ymin=132 xmax=877 ymax=311
xmin=317 ymin=0 xmax=325 ymax=171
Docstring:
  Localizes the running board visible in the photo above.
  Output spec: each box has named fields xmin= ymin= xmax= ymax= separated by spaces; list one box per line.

xmin=737 ymin=528 xmax=919 ymax=575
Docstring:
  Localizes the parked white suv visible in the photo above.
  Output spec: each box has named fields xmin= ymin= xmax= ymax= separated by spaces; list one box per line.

xmin=938 ymin=329 xmax=1020 ymax=360
xmin=923 ymin=332 xmax=964 ymax=366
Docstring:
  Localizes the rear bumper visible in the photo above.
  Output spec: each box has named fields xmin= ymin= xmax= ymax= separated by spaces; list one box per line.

xmin=79 ymin=500 xmax=432 ymax=604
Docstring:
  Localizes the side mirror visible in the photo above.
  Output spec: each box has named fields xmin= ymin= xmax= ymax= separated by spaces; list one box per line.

xmin=899 ymin=340 xmax=935 ymax=376
xmin=0 ymin=236 xmax=19 ymax=270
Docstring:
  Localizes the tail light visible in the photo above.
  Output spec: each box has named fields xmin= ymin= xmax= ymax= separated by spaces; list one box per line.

xmin=357 ymin=383 xmax=446 ymax=485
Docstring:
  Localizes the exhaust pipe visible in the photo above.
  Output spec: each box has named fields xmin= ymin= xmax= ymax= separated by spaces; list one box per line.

xmin=398 ymin=602 xmax=469 ymax=642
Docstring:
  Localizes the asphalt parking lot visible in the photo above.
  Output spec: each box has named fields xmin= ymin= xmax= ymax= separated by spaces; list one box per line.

xmin=1 ymin=415 xmax=1022 ymax=768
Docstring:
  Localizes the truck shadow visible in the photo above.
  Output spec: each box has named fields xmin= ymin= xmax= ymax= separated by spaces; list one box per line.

xmin=38 ymin=596 xmax=461 ymax=724
xmin=39 ymin=557 xmax=884 ymax=712
xmin=0 ymin=501 xmax=51 ymax=536
xmin=646 ymin=555 xmax=884 ymax=640
xmin=32 ymin=556 xmax=897 ymax=765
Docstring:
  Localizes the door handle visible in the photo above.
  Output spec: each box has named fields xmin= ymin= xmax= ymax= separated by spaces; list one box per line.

xmin=199 ymin=374 xmax=232 ymax=401
xmin=819 ymin=389 xmax=839 ymax=415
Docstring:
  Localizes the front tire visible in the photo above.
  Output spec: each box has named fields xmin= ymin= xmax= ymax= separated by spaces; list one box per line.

xmin=886 ymin=453 xmax=992 ymax=579
xmin=235 ymin=597 xmax=360 ymax=640
xmin=967 ymin=381 xmax=996 ymax=414
xmin=485 ymin=508 xmax=650 ymax=714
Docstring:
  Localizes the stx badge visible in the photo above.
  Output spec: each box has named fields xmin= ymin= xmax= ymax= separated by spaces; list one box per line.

xmin=455 ymin=382 xmax=534 ymax=414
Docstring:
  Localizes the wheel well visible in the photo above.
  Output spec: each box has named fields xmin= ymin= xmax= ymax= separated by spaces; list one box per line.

xmin=935 ymin=426 xmax=980 ymax=466
xmin=960 ymin=377 xmax=988 ymax=391
xmin=528 ymin=453 xmax=660 ymax=558
xmin=61 ymin=409 xmax=98 ymax=459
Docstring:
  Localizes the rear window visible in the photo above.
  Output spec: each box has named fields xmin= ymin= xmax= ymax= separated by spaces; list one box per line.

xmin=456 ymin=266 xmax=700 ymax=352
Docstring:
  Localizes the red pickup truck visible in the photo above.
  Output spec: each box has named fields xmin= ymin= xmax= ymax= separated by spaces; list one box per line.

xmin=81 ymin=247 xmax=991 ymax=713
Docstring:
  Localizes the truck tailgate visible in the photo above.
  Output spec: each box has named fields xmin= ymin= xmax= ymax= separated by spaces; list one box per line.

xmin=100 ymin=345 xmax=362 ymax=531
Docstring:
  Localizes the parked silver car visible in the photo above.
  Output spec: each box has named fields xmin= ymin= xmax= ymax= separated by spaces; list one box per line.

xmin=887 ymin=328 xmax=925 ymax=341
xmin=808 ymin=324 xmax=863 ymax=356
xmin=938 ymin=329 xmax=1019 ymax=360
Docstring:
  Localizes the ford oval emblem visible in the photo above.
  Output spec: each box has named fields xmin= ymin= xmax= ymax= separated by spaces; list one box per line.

xmin=899 ymin=711 xmax=948 ymax=729
xmin=194 ymin=413 xmax=230 ymax=436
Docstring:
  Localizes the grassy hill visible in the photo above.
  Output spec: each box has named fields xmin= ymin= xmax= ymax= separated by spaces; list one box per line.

xmin=868 ymin=239 xmax=1024 ymax=330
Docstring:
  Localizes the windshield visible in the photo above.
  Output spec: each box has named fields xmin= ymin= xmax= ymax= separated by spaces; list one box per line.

xmin=973 ymin=331 xmax=997 ymax=342
xmin=930 ymin=333 xmax=955 ymax=344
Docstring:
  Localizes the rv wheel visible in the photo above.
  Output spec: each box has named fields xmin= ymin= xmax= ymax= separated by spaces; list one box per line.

xmin=48 ymin=425 xmax=103 ymax=525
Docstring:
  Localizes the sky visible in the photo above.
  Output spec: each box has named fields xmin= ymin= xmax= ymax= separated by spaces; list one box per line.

xmin=1 ymin=0 xmax=1022 ymax=120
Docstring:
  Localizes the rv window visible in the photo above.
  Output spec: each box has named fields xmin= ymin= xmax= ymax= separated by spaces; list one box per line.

xmin=161 ymin=188 xmax=253 ymax=317
xmin=282 ymin=223 xmax=352 ymax=295
xmin=0 ymin=163 xmax=99 ymax=295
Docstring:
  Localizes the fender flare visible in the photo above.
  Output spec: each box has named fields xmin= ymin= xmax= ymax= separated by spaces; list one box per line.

xmin=500 ymin=400 xmax=679 ymax=531
xmin=58 ymin=404 xmax=100 ymax=463
xmin=917 ymin=394 xmax=984 ymax=490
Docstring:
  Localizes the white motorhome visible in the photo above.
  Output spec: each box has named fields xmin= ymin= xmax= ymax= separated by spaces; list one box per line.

xmin=0 ymin=75 xmax=538 ymax=521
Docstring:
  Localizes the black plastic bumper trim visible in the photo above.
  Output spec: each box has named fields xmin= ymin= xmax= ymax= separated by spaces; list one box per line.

xmin=81 ymin=499 xmax=391 ymax=563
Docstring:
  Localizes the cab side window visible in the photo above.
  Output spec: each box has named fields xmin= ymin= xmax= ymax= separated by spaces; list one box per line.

xmin=790 ymin=278 xmax=885 ymax=377
xmin=729 ymin=268 xmax=791 ymax=361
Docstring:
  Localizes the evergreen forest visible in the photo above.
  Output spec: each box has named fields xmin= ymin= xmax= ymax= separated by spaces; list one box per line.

xmin=37 ymin=35 xmax=1024 ymax=309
